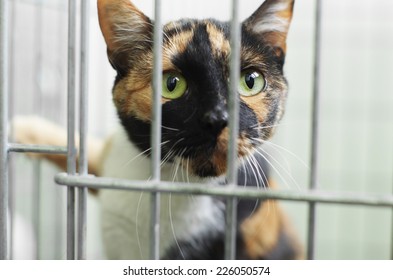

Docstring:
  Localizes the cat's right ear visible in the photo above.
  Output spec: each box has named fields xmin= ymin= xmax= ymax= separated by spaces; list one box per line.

xmin=243 ymin=0 xmax=294 ymax=56
xmin=97 ymin=0 xmax=153 ymax=76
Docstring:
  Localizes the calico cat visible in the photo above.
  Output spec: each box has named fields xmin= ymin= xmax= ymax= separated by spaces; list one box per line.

xmin=12 ymin=0 xmax=302 ymax=259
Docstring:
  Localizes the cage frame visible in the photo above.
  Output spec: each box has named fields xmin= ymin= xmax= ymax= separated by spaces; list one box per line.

xmin=0 ymin=0 xmax=393 ymax=260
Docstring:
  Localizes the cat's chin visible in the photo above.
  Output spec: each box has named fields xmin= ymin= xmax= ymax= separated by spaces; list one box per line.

xmin=187 ymin=149 xmax=251 ymax=178
xmin=186 ymin=132 xmax=257 ymax=178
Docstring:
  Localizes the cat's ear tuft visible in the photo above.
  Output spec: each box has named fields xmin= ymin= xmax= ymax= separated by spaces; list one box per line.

xmin=97 ymin=0 xmax=153 ymax=75
xmin=243 ymin=0 xmax=294 ymax=54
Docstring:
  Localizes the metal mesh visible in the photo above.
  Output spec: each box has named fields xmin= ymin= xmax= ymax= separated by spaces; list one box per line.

xmin=1 ymin=0 xmax=393 ymax=260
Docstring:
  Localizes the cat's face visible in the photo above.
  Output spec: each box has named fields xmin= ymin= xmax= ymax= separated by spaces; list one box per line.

xmin=98 ymin=0 xmax=294 ymax=177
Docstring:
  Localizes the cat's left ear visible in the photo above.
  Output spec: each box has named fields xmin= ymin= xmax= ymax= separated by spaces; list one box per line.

xmin=97 ymin=0 xmax=153 ymax=75
xmin=243 ymin=0 xmax=294 ymax=55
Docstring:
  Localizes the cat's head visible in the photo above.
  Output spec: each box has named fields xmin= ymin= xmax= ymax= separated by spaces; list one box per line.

xmin=98 ymin=0 xmax=294 ymax=177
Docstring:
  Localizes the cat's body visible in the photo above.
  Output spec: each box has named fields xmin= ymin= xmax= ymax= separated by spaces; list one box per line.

xmin=99 ymin=127 xmax=224 ymax=259
xmin=13 ymin=0 xmax=303 ymax=259
xmin=98 ymin=127 xmax=299 ymax=259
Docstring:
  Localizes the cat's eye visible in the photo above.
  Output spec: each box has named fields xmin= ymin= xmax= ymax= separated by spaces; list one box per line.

xmin=238 ymin=70 xmax=266 ymax=97
xmin=162 ymin=72 xmax=187 ymax=99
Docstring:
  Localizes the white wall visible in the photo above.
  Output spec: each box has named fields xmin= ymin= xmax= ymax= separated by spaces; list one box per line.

xmin=9 ymin=0 xmax=393 ymax=259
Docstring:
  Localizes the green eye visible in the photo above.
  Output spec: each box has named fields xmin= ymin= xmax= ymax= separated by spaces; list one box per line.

xmin=162 ymin=72 xmax=187 ymax=99
xmin=238 ymin=70 xmax=266 ymax=97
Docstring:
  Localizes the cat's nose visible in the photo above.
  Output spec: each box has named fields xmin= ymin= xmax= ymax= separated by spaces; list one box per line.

xmin=201 ymin=108 xmax=228 ymax=134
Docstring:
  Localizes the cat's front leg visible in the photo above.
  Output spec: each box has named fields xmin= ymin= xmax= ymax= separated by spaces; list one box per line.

xmin=10 ymin=116 xmax=104 ymax=175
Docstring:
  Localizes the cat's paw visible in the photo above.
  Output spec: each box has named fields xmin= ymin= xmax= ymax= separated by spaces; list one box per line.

xmin=10 ymin=116 xmax=104 ymax=175
xmin=10 ymin=116 xmax=67 ymax=147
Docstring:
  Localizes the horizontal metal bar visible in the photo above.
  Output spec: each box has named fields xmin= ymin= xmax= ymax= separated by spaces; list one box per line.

xmin=8 ymin=143 xmax=67 ymax=154
xmin=55 ymin=173 xmax=393 ymax=208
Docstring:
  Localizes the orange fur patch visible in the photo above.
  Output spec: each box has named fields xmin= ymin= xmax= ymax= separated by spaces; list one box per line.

xmin=241 ymin=199 xmax=281 ymax=259
xmin=208 ymin=129 xmax=254 ymax=176
xmin=205 ymin=22 xmax=230 ymax=59
xmin=240 ymin=180 xmax=303 ymax=259
xmin=240 ymin=94 xmax=269 ymax=124
xmin=112 ymin=26 xmax=195 ymax=122
xmin=210 ymin=127 xmax=229 ymax=175
xmin=163 ymin=24 xmax=195 ymax=63
xmin=98 ymin=0 xmax=150 ymax=52
xmin=265 ymin=2 xmax=294 ymax=53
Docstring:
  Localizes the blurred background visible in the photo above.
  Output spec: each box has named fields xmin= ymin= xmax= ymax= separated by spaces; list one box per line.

xmin=7 ymin=0 xmax=393 ymax=259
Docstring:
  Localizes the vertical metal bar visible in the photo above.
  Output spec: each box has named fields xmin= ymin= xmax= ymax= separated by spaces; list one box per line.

xmin=225 ymin=0 xmax=240 ymax=260
xmin=32 ymin=160 xmax=42 ymax=259
xmin=0 ymin=0 xmax=9 ymax=261
xmin=55 ymin=7 xmax=66 ymax=260
xmin=67 ymin=0 xmax=77 ymax=260
xmin=77 ymin=0 xmax=89 ymax=260
xmin=150 ymin=0 xmax=163 ymax=260
xmin=391 ymin=203 xmax=393 ymax=260
xmin=7 ymin=0 xmax=15 ymax=260
xmin=307 ymin=0 xmax=322 ymax=260
xmin=32 ymin=0 xmax=44 ymax=259
xmin=388 ymin=5 xmax=393 ymax=261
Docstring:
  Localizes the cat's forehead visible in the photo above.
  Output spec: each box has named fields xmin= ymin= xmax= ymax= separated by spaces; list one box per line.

xmin=163 ymin=19 xmax=231 ymax=63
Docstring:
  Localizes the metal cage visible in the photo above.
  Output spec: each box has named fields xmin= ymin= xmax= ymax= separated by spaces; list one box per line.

xmin=1 ymin=0 xmax=393 ymax=260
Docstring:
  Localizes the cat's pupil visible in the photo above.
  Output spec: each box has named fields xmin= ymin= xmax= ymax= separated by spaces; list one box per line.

xmin=245 ymin=73 xmax=255 ymax=89
xmin=167 ymin=76 xmax=179 ymax=92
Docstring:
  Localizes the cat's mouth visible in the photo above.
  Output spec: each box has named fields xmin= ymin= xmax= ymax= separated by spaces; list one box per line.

xmin=175 ymin=128 xmax=257 ymax=178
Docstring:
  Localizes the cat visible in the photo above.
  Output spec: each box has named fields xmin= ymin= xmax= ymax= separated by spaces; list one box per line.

xmin=12 ymin=0 xmax=302 ymax=259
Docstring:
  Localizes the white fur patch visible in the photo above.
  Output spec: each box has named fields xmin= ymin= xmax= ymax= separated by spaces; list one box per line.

xmin=99 ymin=127 xmax=225 ymax=259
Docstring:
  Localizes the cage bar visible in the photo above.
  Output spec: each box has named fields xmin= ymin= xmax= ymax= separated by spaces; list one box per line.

xmin=3 ymin=0 xmax=392 ymax=261
xmin=0 ymin=0 xmax=9 ymax=261
xmin=308 ymin=0 xmax=322 ymax=260
xmin=224 ymin=0 xmax=241 ymax=260
xmin=67 ymin=0 xmax=77 ymax=260
xmin=55 ymin=173 xmax=393 ymax=208
xmin=389 ymin=159 xmax=393 ymax=261
xmin=8 ymin=0 xmax=15 ymax=260
xmin=77 ymin=0 xmax=90 ymax=260
xmin=8 ymin=143 xmax=67 ymax=154
xmin=32 ymin=160 xmax=42 ymax=259
xmin=391 ymin=196 xmax=393 ymax=260
xmin=150 ymin=0 xmax=163 ymax=260
xmin=32 ymin=1 xmax=44 ymax=259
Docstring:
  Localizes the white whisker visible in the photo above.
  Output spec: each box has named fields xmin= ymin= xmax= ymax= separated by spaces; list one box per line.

xmin=262 ymin=139 xmax=310 ymax=170
xmin=162 ymin=125 xmax=180 ymax=132
xmin=256 ymin=146 xmax=302 ymax=190
xmin=252 ymin=122 xmax=285 ymax=130
xmin=161 ymin=138 xmax=185 ymax=168
xmin=186 ymin=157 xmax=190 ymax=184
xmin=252 ymin=148 xmax=292 ymax=190
xmin=246 ymin=149 xmax=270 ymax=189
xmin=169 ymin=193 xmax=185 ymax=259
xmin=171 ymin=156 xmax=182 ymax=182
xmin=121 ymin=140 xmax=171 ymax=169
xmin=246 ymin=152 xmax=268 ymax=216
